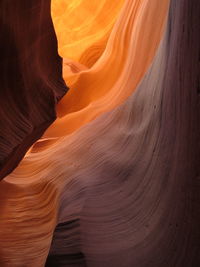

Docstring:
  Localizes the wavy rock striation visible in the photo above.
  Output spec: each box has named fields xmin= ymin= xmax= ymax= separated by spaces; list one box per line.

xmin=46 ymin=0 xmax=200 ymax=265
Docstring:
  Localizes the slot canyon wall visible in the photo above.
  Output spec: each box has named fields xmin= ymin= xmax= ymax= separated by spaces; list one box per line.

xmin=0 ymin=0 xmax=199 ymax=266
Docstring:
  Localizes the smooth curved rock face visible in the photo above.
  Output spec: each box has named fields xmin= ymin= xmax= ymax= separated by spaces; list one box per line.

xmin=0 ymin=0 xmax=199 ymax=266
xmin=0 ymin=0 xmax=68 ymax=179
xmin=46 ymin=1 xmax=200 ymax=266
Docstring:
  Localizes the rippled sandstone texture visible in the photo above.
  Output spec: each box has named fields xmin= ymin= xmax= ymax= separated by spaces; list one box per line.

xmin=0 ymin=0 xmax=200 ymax=266
xmin=0 ymin=0 xmax=68 ymax=179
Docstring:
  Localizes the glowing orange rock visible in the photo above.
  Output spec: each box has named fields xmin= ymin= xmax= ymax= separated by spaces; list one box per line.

xmin=46 ymin=0 xmax=170 ymax=138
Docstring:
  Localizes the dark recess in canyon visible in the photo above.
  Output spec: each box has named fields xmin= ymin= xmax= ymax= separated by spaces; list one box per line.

xmin=0 ymin=0 xmax=68 ymax=180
